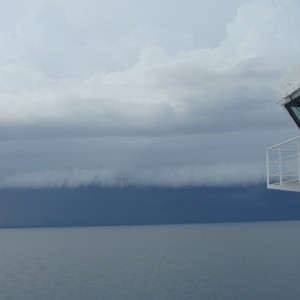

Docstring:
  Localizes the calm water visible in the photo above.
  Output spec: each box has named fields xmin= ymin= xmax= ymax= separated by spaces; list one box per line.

xmin=0 ymin=221 xmax=300 ymax=299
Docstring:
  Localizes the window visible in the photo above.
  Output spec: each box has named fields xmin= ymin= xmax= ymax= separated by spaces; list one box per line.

xmin=284 ymin=96 xmax=300 ymax=129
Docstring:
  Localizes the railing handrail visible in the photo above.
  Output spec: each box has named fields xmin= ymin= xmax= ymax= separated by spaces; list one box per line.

xmin=267 ymin=136 xmax=300 ymax=191
xmin=266 ymin=136 xmax=300 ymax=150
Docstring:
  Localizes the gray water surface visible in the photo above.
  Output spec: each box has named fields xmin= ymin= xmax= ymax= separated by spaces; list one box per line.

xmin=0 ymin=221 xmax=300 ymax=300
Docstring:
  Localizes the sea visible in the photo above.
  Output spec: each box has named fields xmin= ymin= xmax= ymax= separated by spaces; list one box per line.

xmin=0 ymin=221 xmax=300 ymax=300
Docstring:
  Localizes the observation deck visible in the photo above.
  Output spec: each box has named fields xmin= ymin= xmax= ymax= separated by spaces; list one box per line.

xmin=267 ymin=136 xmax=300 ymax=192
xmin=267 ymin=66 xmax=300 ymax=192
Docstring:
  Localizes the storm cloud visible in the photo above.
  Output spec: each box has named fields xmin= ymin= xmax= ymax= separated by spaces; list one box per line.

xmin=0 ymin=0 xmax=299 ymax=188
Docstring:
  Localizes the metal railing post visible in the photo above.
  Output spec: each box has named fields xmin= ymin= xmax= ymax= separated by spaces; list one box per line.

xmin=279 ymin=145 xmax=282 ymax=185
xmin=266 ymin=149 xmax=270 ymax=187
xmin=297 ymin=138 xmax=300 ymax=183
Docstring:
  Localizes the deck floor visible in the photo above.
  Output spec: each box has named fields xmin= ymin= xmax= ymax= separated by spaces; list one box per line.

xmin=268 ymin=181 xmax=300 ymax=192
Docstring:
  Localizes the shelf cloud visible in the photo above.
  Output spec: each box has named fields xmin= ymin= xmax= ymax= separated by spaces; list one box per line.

xmin=0 ymin=0 xmax=299 ymax=188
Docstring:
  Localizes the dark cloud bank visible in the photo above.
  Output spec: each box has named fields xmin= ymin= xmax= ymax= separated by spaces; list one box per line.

xmin=1 ymin=1 xmax=300 ymax=229
xmin=0 ymin=185 xmax=299 ymax=228
xmin=0 ymin=0 xmax=300 ymax=189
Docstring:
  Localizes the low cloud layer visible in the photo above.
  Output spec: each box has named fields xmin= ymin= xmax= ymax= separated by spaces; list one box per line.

xmin=0 ymin=0 xmax=299 ymax=188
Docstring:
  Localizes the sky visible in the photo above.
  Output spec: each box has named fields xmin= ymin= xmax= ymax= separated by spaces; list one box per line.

xmin=0 ymin=0 xmax=300 ymax=189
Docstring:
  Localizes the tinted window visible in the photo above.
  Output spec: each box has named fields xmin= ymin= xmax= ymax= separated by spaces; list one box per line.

xmin=284 ymin=96 xmax=300 ymax=129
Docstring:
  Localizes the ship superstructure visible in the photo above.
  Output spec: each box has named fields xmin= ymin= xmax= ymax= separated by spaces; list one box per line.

xmin=267 ymin=67 xmax=300 ymax=192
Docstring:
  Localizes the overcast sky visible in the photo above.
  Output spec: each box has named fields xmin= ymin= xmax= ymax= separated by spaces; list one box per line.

xmin=0 ymin=0 xmax=300 ymax=188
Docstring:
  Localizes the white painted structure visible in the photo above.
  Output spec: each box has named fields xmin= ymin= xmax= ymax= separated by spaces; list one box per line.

xmin=267 ymin=136 xmax=300 ymax=192
xmin=267 ymin=66 xmax=300 ymax=192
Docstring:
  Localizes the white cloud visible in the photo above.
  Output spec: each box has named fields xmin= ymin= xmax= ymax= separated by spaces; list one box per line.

xmin=0 ymin=163 xmax=265 ymax=189
xmin=0 ymin=0 xmax=299 ymax=188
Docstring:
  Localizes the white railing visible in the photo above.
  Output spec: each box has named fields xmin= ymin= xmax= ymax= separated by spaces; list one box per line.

xmin=267 ymin=136 xmax=300 ymax=191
